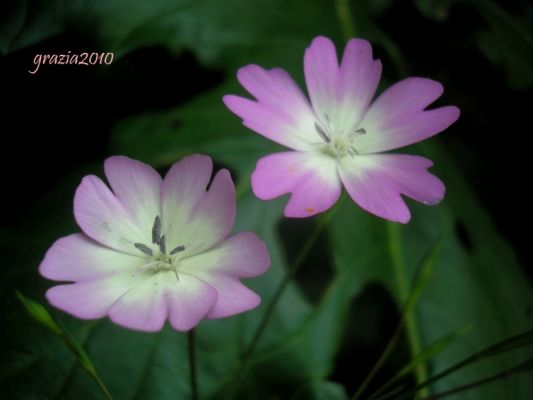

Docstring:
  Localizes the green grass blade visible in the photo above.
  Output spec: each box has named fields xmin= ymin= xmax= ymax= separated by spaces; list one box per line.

xmin=368 ymin=325 xmax=471 ymax=400
xmin=374 ymin=329 xmax=533 ymax=400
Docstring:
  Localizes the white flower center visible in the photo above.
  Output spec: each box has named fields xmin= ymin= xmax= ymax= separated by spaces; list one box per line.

xmin=133 ymin=215 xmax=186 ymax=281
xmin=313 ymin=114 xmax=366 ymax=160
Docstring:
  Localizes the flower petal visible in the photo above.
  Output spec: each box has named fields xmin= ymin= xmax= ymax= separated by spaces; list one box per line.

xmin=161 ymin=155 xmax=236 ymax=256
xmin=223 ymin=65 xmax=317 ymax=150
xmin=164 ymin=274 xmax=218 ymax=331
xmin=337 ymin=39 xmax=382 ymax=130
xmin=339 ymin=154 xmax=445 ymax=223
xmin=304 ymin=36 xmax=339 ymax=125
xmin=179 ymin=232 xmax=270 ymax=318
xmin=356 ymin=78 xmax=460 ymax=153
xmin=74 ymin=175 xmax=149 ymax=254
xmin=45 ymin=271 xmax=147 ymax=320
xmin=108 ymin=273 xmax=170 ymax=332
xmin=181 ymin=232 xmax=269 ymax=278
xmin=104 ymin=156 xmax=162 ymax=235
xmin=205 ymin=276 xmax=260 ymax=319
xmin=39 ymin=233 xmax=144 ymax=282
xmin=47 ymin=270 xmax=217 ymax=332
xmin=252 ymin=151 xmax=341 ymax=217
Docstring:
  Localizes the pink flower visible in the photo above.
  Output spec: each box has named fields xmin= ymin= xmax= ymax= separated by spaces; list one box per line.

xmin=223 ymin=36 xmax=460 ymax=223
xmin=39 ymin=155 xmax=270 ymax=332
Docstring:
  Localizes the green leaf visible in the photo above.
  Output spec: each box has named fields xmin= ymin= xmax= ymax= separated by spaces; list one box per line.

xmin=0 ymin=0 xmax=90 ymax=55
xmin=474 ymin=0 xmax=533 ymax=89
xmin=291 ymin=380 xmax=349 ymax=400
xmin=413 ymin=0 xmax=462 ymax=22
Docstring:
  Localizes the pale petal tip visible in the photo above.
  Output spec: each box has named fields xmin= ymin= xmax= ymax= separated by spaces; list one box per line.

xmin=221 ymin=94 xmax=242 ymax=113
xmin=384 ymin=205 xmax=411 ymax=224
xmin=309 ymin=35 xmax=334 ymax=47
xmin=396 ymin=215 xmax=411 ymax=224
xmin=108 ymin=313 xmax=166 ymax=333
xmin=45 ymin=286 xmax=100 ymax=321
xmin=38 ymin=241 xmax=60 ymax=280
xmin=236 ymin=63 xmax=262 ymax=81
xmin=222 ymin=94 xmax=234 ymax=105
xmin=448 ymin=105 xmax=461 ymax=123
xmin=343 ymin=37 xmax=374 ymax=59
xmin=103 ymin=155 xmax=138 ymax=175
xmin=104 ymin=154 xmax=129 ymax=166
xmin=167 ymin=154 xmax=213 ymax=181
xmin=419 ymin=77 xmax=444 ymax=94
xmin=248 ymin=233 xmax=271 ymax=275
xmin=211 ymin=168 xmax=236 ymax=198
xmin=207 ymin=288 xmax=261 ymax=319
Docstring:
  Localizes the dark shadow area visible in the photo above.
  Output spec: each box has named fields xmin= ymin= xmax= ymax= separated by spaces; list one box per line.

xmin=329 ymin=283 xmax=414 ymax=398
xmin=277 ymin=217 xmax=334 ymax=304
xmin=455 ymin=220 xmax=474 ymax=252
xmin=1 ymin=35 xmax=223 ymax=226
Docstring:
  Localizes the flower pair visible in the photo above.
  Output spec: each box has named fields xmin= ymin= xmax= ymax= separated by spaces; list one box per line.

xmin=41 ymin=36 xmax=459 ymax=332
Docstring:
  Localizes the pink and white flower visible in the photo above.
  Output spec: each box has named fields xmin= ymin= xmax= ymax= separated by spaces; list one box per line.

xmin=40 ymin=155 xmax=270 ymax=332
xmin=223 ymin=36 xmax=460 ymax=223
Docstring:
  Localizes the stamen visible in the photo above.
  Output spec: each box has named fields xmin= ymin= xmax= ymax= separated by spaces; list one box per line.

xmin=314 ymin=122 xmax=331 ymax=143
xmin=348 ymin=147 xmax=359 ymax=157
xmin=170 ymin=245 xmax=186 ymax=255
xmin=152 ymin=215 xmax=162 ymax=245
xmin=137 ymin=260 xmax=160 ymax=273
xmin=174 ymin=270 xmax=180 ymax=282
xmin=159 ymin=235 xmax=166 ymax=254
xmin=134 ymin=243 xmax=153 ymax=256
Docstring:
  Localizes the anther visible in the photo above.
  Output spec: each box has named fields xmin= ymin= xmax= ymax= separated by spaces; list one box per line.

xmin=134 ymin=243 xmax=153 ymax=256
xmin=152 ymin=215 xmax=162 ymax=245
xmin=159 ymin=235 xmax=166 ymax=254
xmin=314 ymin=122 xmax=331 ymax=143
xmin=348 ymin=147 xmax=359 ymax=157
xmin=354 ymin=128 xmax=366 ymax=135
xmin=170 ymin=245 xmax=186 ymax=255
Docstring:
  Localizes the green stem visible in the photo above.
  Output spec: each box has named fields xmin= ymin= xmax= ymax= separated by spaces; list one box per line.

xmin=228 ymin=202 xmax=342 ymax=398
xmin=387 ymin=222 xmax=428 ymax=398
xmin=188 ymin=329 xmax=198 ymax=400
xmin=335 ymin=0 xmax=357 ymax=38
xmin=244 ymin=216 xmax=329 ymax=358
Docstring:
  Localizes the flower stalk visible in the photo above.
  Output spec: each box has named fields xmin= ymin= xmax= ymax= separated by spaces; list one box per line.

xmin=188 ymin=329 xmax=198 ymax=400
xmin=228 ymin=197 xmax=343 ymax=398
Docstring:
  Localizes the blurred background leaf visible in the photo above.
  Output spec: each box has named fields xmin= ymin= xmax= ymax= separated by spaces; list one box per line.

xmin=473 ymin=0 xmax=533 ymax=89
xmin=1 ymin=0 xmax=533 ymax=399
